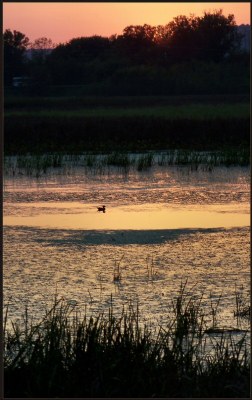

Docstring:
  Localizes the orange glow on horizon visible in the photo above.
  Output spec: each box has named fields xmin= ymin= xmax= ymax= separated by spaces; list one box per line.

xmin=3 ymin=2 xmax=251 ymax=44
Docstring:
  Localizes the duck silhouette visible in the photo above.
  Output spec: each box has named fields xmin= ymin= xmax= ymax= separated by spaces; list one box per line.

xmin=97 ymin=205 xmax=106 ymax=213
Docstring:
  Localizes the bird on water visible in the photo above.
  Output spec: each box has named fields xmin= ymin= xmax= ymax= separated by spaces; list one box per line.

xmin=97 ymin=205 xmax=106 ymax=213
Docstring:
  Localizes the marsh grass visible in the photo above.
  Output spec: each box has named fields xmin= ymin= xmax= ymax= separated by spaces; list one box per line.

xmin=4 ymin=149 xmax=249 ymax=178
xmin=5 ymin=114 xmax=249 ymax=154
xmin=8 ymin=154 xmax=64 ymax=176
xmin=4 ymin=283 xmax=250 ymax=397
xmin=113 ymin=256 xmax=124 ymax=283
xmin=146 ymin=256 xmax=158 ymax=280
xmin=209 ymin=292 xmax=223 ymax=329
xmin=106 ymin=152 xmax=130 ymax=166
xmin=234 ymin=284 xmax=251 ymax=324
xmin=4 ymin=95 xmax=249 ymax=153
xmin=137 ymin=153 xmax=154 ymax=171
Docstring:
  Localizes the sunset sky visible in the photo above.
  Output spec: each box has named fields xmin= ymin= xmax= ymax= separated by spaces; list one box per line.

xmin=3 ymin=2 xmax=250 ymax=44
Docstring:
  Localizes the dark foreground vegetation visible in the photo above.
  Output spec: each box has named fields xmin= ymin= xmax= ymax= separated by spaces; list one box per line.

xmin=4 ymin=284 xmax=250 ymax=397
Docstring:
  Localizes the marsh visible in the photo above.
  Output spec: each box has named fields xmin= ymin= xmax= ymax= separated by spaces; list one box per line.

xmin=3 ymin=157 xmax=250 ymax=332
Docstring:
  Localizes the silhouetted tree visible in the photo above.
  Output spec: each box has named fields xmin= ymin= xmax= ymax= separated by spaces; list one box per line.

xmin=114 ymin=24 xmax=162 ymax=65
xmin=195 ymin=10 xmax=242 ymax=61
xmin=47 ymin=36 xmax=111 ymax=84
xmin=14 ymin=10 xmax=246 ymax=94
xmin=49 ymin=36 xmax=110 ymax=61
xmin=21 ymin=37 xmax=55 ymax=94
xmin=30 ymin=37 xmax=55 ymax=61
xmin=4 ymin=29 xmax=30 ymax=84
xmin=163 ymin=10 xmax=241 ymax=63
xmin=162 ymin=15 xmax=198 ymax=62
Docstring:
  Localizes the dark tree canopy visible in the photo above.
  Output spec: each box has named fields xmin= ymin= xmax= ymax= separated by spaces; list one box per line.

xmin=4 ymin=29 xmax=30 ymax=84
xmin=162 ymin=9 xmax=242 ymax=62
xmin=114 ymin=24 xmax=160 ymax=64
xmin=50 ymin=35 xmax=111 ymax=60
xmin=195 ymin=10 xmax=241 ymax=61
xmin=4 ymin=10 xmax=248 ymax=94
xmin=163 ymin=15 xmax=198 ymax=62
xmin=47 ymin=36 xmax=112 ymax=84
xmin=4 ymin=29 xmax=30 ymax=52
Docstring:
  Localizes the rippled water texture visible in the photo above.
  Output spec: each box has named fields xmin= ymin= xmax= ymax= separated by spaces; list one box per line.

xmin=3 ymin=163 xmax=250 ymax=330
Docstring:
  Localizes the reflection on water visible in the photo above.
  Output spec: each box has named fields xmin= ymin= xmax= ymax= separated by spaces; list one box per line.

xmin=3 ymin=202 xmax=250 ymax=229
xmin=4 ymin=225 xmax=250 ymax=330
xmin=3 ymin=165 xmax=250 ymax=332
xmin=4 ymin=165 xmax=250 ymax=206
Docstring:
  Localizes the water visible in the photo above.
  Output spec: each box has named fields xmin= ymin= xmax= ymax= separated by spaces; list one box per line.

xmin=3 ymin=162 xmax=250 ymax=333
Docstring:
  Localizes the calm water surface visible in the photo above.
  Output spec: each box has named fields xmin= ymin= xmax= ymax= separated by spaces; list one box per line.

xmin=3 ymin=163 xmax=250 ymax=332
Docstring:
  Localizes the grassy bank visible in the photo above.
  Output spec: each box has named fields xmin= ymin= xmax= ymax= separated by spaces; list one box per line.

xmin=4 ymin=284 xmax=250 ymax=397
xmin=4 ymin=95 xmax=249 ymax=154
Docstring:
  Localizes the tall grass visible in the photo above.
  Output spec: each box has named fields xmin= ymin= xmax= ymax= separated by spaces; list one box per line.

xmin=137 ymin=153 xmax=154 ymax=171
xmin=5 ymin=114 xmax=249 ymax=154
xmin=4 ymin=149 xmax=250 ymax=178
xmin=4 ymin=94 xmax=249 ymax=154
xmin=4 ymin=284 xmax=250 ymax=397
xmin=234 ymin=284 xmax=251 ymax=325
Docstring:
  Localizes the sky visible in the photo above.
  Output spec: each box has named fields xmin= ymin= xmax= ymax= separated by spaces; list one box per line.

xmin=3 ymin=2 xmax=251 ymax=44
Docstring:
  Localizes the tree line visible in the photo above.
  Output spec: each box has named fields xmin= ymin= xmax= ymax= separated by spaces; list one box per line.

xmin=4 ymin=10 xmax=249 ymax=95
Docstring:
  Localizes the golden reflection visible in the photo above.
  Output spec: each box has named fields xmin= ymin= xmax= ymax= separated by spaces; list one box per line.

xmin=3 ymin=202 xmax=250 ymax=230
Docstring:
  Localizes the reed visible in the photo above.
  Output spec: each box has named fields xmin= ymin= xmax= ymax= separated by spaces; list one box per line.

xmin=4 ymin=284 xmax=250 ymax=397
xmin=4 ymin=149 xmax=250 ymax=179
xmin=105 ymin=152 xmax=131 ymax=169
xmin=146 ymin=256 xmax=158 ymax=280
xmin=137 ymin=153 xmax=154 ymax=171
xmin=234 ymin=284 xmax=251 ymax=325
xmin=113 ymin=256 xmax=124 ymax=283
